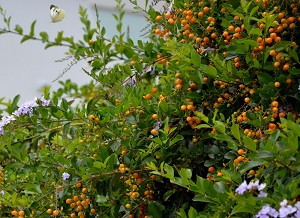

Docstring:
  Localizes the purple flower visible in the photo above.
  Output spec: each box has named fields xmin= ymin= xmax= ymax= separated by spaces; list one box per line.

xmin=236 ymin=180 xmax=267 ymax=197
xmin=40 ymin=96 xmax=50 ymax=107
xmin=256 ymin=204 xmax=279 ymax=218
xmin=12 ymin=98 xmax=38 ymax=117
xmin=235 ymin=180 xmax=248 ymax=194
xmin=62 ymin=172 xmax=70 ymax=180
xmin=258 ymin=191 xmax=267 ymax=198
xmin=279 ymin=200 xmax=297 ymax=218
xmin=153 ymin=121 xmax=162 ymax=130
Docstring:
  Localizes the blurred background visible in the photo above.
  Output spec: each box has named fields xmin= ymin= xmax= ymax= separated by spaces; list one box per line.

xmin=0 ymin=0 xmax=152 ymax=103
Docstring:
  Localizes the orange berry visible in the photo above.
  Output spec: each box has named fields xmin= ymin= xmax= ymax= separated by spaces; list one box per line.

xmin=272 ymin=101 xmax=279 ymax=107
xmin=238 ymin=149 xmax=244 ymax=155
xmin=244 ymin=97 xmax=250 ymax=103
xmin=282 ymin=64 xmax=289 ymax=71
xmin=137 ymin=177 xmax=143 ymax=185
xmin=203 ymin=7 xmax=209 ymax=12
xmin=155 ymin=29 xmax=161 ymax=34
xmin=217 ymin=172 xmax=223 ymax=177
xmin=73 ymin=196 xmax=79 ymax=202
xmin=53 ymin=210 xmax=59 ymax=217
xmin=279 ymin=112 xmax=286 ymax=117
xmin=66 ymin=198 xmax=72 ymax=204
xmin=11 ymin=211 xmax=18 ymax=216
xmin=274 ymin=82 xmax=280 ymax=87
xmin=152 ymin=114 xmax=158 ymax=119
xmin=151 ymin=129 xmax=157 ymax=135
xmin=165 ymin=13 xmax=171 ymax=19
xmin=133 ymin=173 xmax=139 ymax=178
xmin=46 ymin=209 xmax=53 ymax=215
xmin=208 ymin=166 xmax=215 ymax=173
xmin=187 ymin=104 xmax=195 ymax=111
xmin=286 ymin=78 xmax=292 ymax=84
xmin=249 ymin=170 xmax=255 ymax=175
xmin=176 ymin=84 xmax=182 ymax=90
xmin=90 ymin=209 xmax=96 ymax=214
xmin=228 ymin=25 xmax=234 ymax=31
xmin=274 ymin=61 xmax=280 ymax=68
xmin=237 ymin=156 xmax=243 ymax=162
xmin=181 ymin=105 xmax=187 ymax=111
xmin=155 ymin=15 xmax=162 ymax=21
xmin=268 ymin=123 xmax=276 ymax=130
xmin=270 ymin=50 xmax=276 ymax=56
xmin=278 ymin=12 xmax=285 ymax=19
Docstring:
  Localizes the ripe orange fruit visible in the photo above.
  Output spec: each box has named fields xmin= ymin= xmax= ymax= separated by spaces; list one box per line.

xmin=272 ymin=101 xmax=279 ymax=107
xmin=66 ymin=198 xmax=72 ymax=204
xmin=203 ymin=7 xmax=210 ymax=12
xmin=274 ymin=62 xmax=280 ymax=68
xmin=198 ymin=11 xmax=204 ymax=17
xmin=187 ymin=104 xmax=195 ymax=111
xmin=90 ymin=209 xmax=96 ymax=214
xmin=274 ymin=82 xmax=280 ymax=87
xmin=208 ymin=166 xmax=215 ymax=173
xmin=228 ymin=25 xmax=234 ymax=31
xmin=52 ymin=210 xmax=59 ymax=217
xmin=155 ymin=15 xmax=162 ymax=21
xmin=279 ymin=112 xmax=286 ymax=117
xmin=152 ymin=114 xmax=158 ymax=119
xmin=268 ymin=123 xmax=276 ymax=130
xmin=155 ymin=29 xmax=161 ymax=34
xmin=270 ymin=50 xmax=276 ymax=56
xmin=282 ymin=64 xmax=290 ymax=71
xmin=211 ymin=33 xmax=217 ymax=38
xmin=244 ymin=97 xmax=250 ymax=103
xmin=165 ymin=13 xmax=171 ymax=19
xmin=278 ymin=12 xmax=285 ymax=19
xmin=11 ymin=210 xmax=18 ymax=216
xmin=238 ymin=149 xmax=244 ymax=155
xmin=137 ymin=177 xmax=143 ymax=184
xmin=286 ymin=78 xmax=292 ymax=84
xmin=249 ymin=170 xmax=255 ymax=175
xmin=151 ymin=129 xmax=157 ymax=135
xmin=217 ymin=172 xmax=223 ymax=176
xmin=181 ymin=105 xmax=187 ymax=111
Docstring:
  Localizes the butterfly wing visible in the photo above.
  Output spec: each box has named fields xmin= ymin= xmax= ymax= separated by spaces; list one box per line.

xmin=50 ymin=5 xmax=65 ymax=22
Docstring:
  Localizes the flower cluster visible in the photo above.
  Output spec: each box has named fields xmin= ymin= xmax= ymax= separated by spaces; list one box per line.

xmin=0 ymin=96 xmax=50 ymax=135
xmin=256 ymin=200 xmax=300 ymax=218
xmin=235 ymin=180 xmax=267 ymax=198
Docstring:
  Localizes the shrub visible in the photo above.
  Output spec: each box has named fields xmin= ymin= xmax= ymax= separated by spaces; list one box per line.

xmin=1 ymin=0 xmax=300 ymax=217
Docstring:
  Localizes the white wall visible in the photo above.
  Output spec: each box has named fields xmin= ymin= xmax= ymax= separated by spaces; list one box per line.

xmin=0 ymin=0 xmax=147 ymax=103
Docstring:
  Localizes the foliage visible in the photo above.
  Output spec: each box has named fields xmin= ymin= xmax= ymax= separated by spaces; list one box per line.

xmin=1 ymin=0 xmax=300 ymax=217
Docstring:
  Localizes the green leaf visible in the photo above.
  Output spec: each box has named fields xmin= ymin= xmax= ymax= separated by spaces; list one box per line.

xmin=215 ymin=121 xmax=225 ymax=133
xmin=39 ymin=31 xmax=49 ymax=42
xmin=238 ymin=161 xmax=263 ymax=174
xmin=213 ymin=181 xmax=230 ymax=194
xmin=170 ymin=135 xmax=184 ymax=146
xmin=14 ymin=24 xmax=23 ymax=34
xmin=191 ymin=49 xmax=201 ymax=67
xmin=178 ymin=168 xmax=192 ymax=186
xmin=188 ymin=206 xmax=197 ymax=218
xmin=231 ymin=124 xmax=241 ymax=141
xmin=163 ymin=164 xmax=175 ymax=179
xmin=257 ymin=72 xmax=274 ymax=84
xmin=148 ymin=201 xmax=165 ymax=217
xmin=243 ymin=136 xmax=256 ymax=151
xmin=248 ymin=28 xmax=262 ymax=36
xmin=29 ymin=20 xmax=36 ymax=37
xmin=289 ymin=46 xmax=299 ymax=63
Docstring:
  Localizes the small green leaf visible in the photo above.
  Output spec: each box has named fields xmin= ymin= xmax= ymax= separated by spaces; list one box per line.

xmin=243 ymin=136 xmax=256 ymax=151
xmin=231 ymin=124 xmax=241 ymax=141
xmin=14 ymin=24 xmax=23 ymax=34
xmin=188 ymin=206 xmax=197 ymax=218
xmin=29 ymin=20 xmax=36 ymax=37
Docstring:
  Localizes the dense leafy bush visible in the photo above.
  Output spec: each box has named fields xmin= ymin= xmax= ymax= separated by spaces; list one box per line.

xmin=1 ymin=0 xmax=300 ymax=217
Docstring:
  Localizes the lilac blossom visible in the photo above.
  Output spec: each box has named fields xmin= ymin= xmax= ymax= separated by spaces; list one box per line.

xmin=256 ymin=204 xmax=279 ymax=218
xmin=62 ymin=172 xmax=70 ymax=180
xmin=0 ymin=96 xmax=50 ymax=135
xmin=40 ymin=96 xmax=51 ymax=106
xmin=235 ymin=180 xmax=267 ymax=197
xmin=256 ymin=200 xmax=300 ymax=218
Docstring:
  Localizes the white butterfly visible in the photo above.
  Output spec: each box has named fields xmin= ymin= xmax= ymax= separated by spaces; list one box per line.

xmin=50 ymin=5 xmax=65 ymax=23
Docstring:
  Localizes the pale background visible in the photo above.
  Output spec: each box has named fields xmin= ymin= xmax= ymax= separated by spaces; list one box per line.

xmin=0 ymin=0 xmax=151 ymax=103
